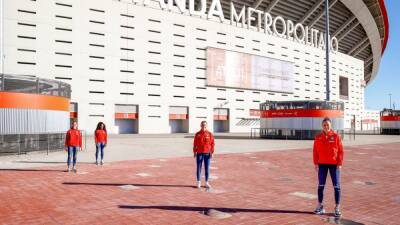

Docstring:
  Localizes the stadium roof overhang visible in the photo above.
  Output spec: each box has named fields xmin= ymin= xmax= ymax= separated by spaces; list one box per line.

xmin=221 ymin=0 xmax=388 ymax=85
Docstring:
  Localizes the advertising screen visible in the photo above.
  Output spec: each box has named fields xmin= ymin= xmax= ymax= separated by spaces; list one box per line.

xmin=206 ymin=48 xmax=294 ymax=93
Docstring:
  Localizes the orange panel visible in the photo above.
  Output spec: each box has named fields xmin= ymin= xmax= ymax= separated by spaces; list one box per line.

xmin=250 ymin=109 xmax=261 ymax=117
xmin=0 ymin=92 xmax=69 ymax=111
xmin=213 ymin=115 xmax=229 ymax=121
xmin=260 ymin=109 xmax=344 ymax=118
xmin=169 ymin=114 xmax=188 ymax=120
xmin=115 ymin=113 xmax=138 ymax=119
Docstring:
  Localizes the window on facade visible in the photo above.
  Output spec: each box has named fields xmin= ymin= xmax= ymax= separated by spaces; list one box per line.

xmin=339 ymin=76 xmax=349 ymax=100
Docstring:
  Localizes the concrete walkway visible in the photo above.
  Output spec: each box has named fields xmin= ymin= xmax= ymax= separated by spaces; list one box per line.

xmin=0 ymin=133 xmax=398 ymax=169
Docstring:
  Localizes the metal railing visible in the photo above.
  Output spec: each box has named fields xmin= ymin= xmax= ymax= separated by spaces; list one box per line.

xmin=250 ymin=128 xmax=261 ymax=138
xmin=252 ymin=127 xmax=385 ymax=141
xmin=0 ymin=73 xmax=71 ymax=98
xmin=0 ymin=130 xmax=86 ymax=156
xmin=344 ymin=128 xmax=356 ymax=140
xmin=344 ymin=127 xmax=383 ymax=140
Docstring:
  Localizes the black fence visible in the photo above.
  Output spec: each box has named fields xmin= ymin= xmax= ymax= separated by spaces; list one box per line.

xmin=0 ymin=131 xmax=86 ymax=155
xmin=381 ymin=128 xmax=400 ymax=135
xmin=260 ymin=128 xmax=344 ymax=140
xmin=0 ymin=73 xmax=71 ymax=98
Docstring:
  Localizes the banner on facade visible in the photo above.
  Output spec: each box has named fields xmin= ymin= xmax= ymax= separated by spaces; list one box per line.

xmin=206 ymin=47 xmax=294 ymax=93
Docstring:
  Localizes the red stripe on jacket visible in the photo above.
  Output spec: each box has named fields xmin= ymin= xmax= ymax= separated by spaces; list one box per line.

xmin=65 ymin=129 xmax=82 ymax=147
xmin=193 ymin=130 xmax=215 ymax=154
xmin=95 ymin=129 xmax=107 ymax=144
xmin=313 ymin=130 xmax=344 ymax=166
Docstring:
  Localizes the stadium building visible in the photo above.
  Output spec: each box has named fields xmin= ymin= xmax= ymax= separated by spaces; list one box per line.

xmin=0 ymin=0 xmax=388 ymax=134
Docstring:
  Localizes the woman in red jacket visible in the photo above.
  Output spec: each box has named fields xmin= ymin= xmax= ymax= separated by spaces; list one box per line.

xmin=94 ymin=122 xmax=107 ymax=165
xmin=313 ymin=117 xmax=344 ymax=217
xmin=193 ymin=121 xmax=215 ymax=189
xmin=65 ymin=121 xmax=82 ymax=172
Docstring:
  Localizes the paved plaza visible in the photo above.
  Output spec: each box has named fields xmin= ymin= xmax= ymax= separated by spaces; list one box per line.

xmin=0 ymin=135 xmax=399 ymax=224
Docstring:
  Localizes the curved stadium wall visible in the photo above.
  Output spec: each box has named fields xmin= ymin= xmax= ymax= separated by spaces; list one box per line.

xmin=0 ymin=74 xmax=71 ymax=154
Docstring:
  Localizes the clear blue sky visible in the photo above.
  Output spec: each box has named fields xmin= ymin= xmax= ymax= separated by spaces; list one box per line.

xmin=365 ymin=0 xmax=400 ymax=110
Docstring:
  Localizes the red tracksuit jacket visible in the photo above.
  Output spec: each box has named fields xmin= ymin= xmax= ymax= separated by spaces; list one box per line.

xmin=193 ymin=130 xmax=215 ymax=154
xmin=95 ymin=129 xmax=107 ymax=144
xmin=65 ymin=129 xmax=82 ymax=147
xmin=313 ymin=130 xmax=344 ymax=166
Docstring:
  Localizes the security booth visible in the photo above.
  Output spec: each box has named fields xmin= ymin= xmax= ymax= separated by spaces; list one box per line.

xmin=259 ymin=101 xmax=344 ymax=140
xmin=114 ymin=104 xmax=138 ymax=134
xmin=169 ymin=106 xmax=189 ymax=133
xmin=213 ymin=108 xmax=229 ymax=133
xmin=380 ymin=109 xmax=400 ymax=135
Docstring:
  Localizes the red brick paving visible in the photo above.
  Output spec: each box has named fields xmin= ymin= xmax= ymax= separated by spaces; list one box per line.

xmin=1 ymin=143 xmax=400 ymax=225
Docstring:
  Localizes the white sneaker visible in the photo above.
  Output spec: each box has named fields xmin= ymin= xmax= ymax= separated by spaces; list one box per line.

xmin=334 ymin=206 xmax=342 ymax=217
xmin=100 ymin=160 xmax=104 ymax=165
xmin=95 ymin=161 xmax=98 ymax=165
xmin=73 ymin=167 xmax=77 ymax=173
xmin=314 ymin=204 xmax=325 ymax=215
xmin=197 ymin=181 xmax=201 ymax=189
xmin=205 ymin=182 xmax=211 ymax=189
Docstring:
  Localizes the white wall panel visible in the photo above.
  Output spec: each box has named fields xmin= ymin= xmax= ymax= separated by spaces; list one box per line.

xmin=261 ymin=118 xmax=344 ymax=130
xmin=0 ymin=109 xmax=69 ymax=134
xmin=381 ymin=121 xmax=400 ymax=129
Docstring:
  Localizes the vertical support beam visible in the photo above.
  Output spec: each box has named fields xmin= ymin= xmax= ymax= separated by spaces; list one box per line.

xmin=36 ymin=78 xmax=40 ymax=94
xmin=332 ymin=15 xmax=355 ymax=37
xmin=337 ymin=21 xmax=359 ymax=41
xmin=1 ymin=73 xmax=3 ymax=91
xmin=325 ymin=0 xmax=330 ymax=101
xmin=47 ymin=133 xmax=49 ymax=155
xmin=247 ymin=0 xmax=267 ymax=24
xmin=252 ymin=0 xmax=265 ymax=9
xmin=298 ymin=0 xmax=323 ymax=24
xmin=0 ymin=0 xmax=4 ymax=74
xmin=364 ymin=55 xmax=373 ymax=68
xmin=18 ymin=134 xmax=21 ymax=155
xmin=347 ymin=37 xmax=369 ymax=56
xmin=265 ymin=0 xmax=280 ymax=12
xmin=308 ymin=0 xmax=337 ymax=28
xmin=349 ymin=40 xmax=370 ymax=57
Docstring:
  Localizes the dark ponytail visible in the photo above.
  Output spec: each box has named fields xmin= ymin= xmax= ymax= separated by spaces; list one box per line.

xmin=95 ymin=122 xmax=107 ymax=133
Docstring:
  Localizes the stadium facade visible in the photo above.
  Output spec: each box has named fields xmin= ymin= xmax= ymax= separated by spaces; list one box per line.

xmin=0 ymin=0 xmax=388 ymax=134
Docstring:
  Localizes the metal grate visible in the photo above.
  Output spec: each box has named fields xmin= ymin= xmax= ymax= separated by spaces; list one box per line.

xmin=0 ymin=130 xmax=86 ymax=155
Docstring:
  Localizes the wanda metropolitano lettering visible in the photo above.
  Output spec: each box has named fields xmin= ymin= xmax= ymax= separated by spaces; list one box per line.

xmin=135 ymin=0 xmax=339 ymax=53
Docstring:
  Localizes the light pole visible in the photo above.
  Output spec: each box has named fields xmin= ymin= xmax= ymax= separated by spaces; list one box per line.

xmin=389 ymin=93 xmax=392 ymax=109
xmin=0 ymin=0 xmax=4 ymax=75
xmin=325 ymin=0 xmax=330 ymax=101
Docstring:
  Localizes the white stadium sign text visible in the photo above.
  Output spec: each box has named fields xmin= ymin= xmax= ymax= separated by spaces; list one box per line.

xmin=134 ymin=0 xmax=339 ymax=53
